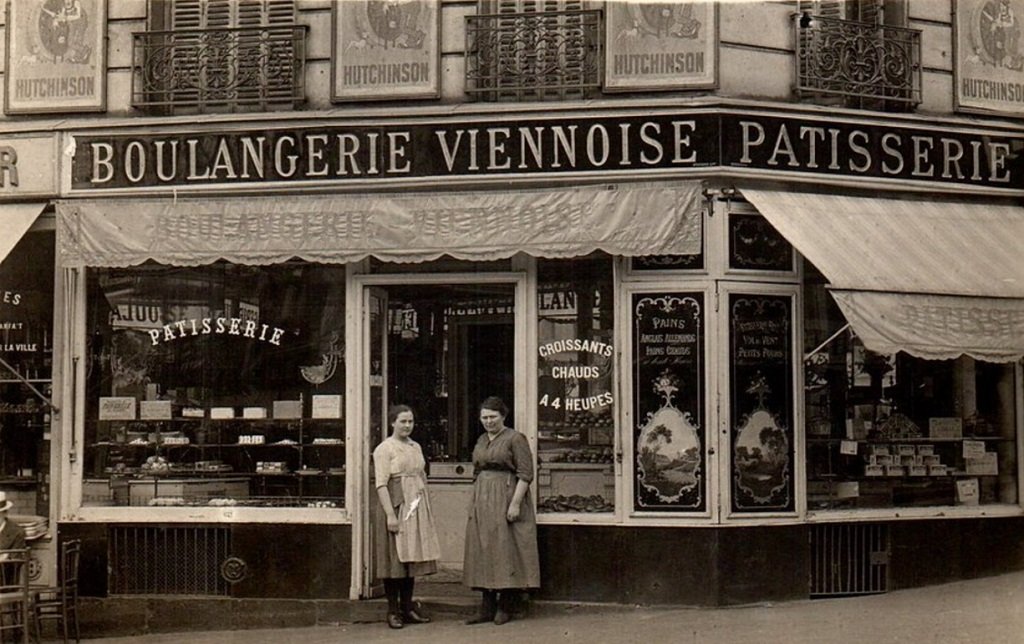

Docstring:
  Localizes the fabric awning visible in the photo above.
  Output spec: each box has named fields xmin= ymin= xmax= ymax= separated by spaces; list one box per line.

xmin=742 ymin=189 xmax=1024 ymax=363
xmin=57 ymin=182 xmax=702 ymax=268
xmin=0 ymin=203 xmax=47 ymax=267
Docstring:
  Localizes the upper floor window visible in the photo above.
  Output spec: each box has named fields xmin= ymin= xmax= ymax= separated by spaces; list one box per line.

xmin=796 ymin=0 xmax=922 ymax=111
xmin=133 ymin=0 xmax=306 ymax=114
xmin=465 ymin=0 xmax=602 ymax=102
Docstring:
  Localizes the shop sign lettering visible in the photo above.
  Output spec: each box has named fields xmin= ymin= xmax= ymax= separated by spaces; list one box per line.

xmin=69 ymin=110 xmax=1024 ymax=193
xmin=0 ymin=146 xmax=18 ymax=187
xmin=724 ymin=115 xmax=1015 ymax=186
xmin=1 ymin=342 xmax=37 ymax=352
xmin=733 ymin=319 xmax=788 ymax=361
xmin=539 ymin=289 xmax=577 ymax=314
xmin=538 ymin=338 xmax=614 ymax=358
xmin=0 ymin=401 xmax=42 ymax=415
xmin=146 ymin=317 xmax=286 ymax=347
xmin=538 ymin=337 xmax=614 ymax=411
xmin=98 ymin=396 xmax=136 ymax=421
xmin=1 ymin=291 xmax=22 ymax=306
xmin=109 ymin=304 xmax=162 ymax=329
xmin=0 ymin=321 xmax=37 ymax=352
xmin=0 ymin=135 xmax=59 ymax=196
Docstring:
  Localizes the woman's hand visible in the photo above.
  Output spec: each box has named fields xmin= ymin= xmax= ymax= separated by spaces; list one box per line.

xmin=507 ymin=478 xmax=529 ymax=522
xmin=386 ymin=515 xmax=400 ymax=533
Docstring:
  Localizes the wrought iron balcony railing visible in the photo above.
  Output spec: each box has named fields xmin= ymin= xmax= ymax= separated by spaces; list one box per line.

xmin=132 ymin=25 xmax=307 ymax=112
xmin=795 ymin=13 xmax=921 ymax=109
xmin=465 ymin=9 xmax=602 ymax=102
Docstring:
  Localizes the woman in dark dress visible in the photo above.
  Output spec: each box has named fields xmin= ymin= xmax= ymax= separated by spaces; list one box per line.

xmin=462 ymin=396 xmax=540 ymax=625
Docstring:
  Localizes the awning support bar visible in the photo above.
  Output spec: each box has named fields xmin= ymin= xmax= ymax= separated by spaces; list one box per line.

xmin=0 ymin=355 xmax=58 ymax=413
xmin=804 ymin=323 xmax=851 ymax=363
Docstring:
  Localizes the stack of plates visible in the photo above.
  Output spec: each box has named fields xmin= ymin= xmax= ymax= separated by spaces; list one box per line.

xmin=11 ymin=515 xmax=48 ymax=540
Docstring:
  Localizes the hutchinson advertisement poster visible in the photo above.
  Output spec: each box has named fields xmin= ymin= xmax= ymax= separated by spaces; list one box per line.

xmin=5 ymin=0 xmax=107 ymax=114
xmin=956 ymin=0 xmax=1024 ymax=114
xmin=331 ymin=0 xmax=440 ymax=101
xmin=605 ymin=1 xmax=717 ymax=92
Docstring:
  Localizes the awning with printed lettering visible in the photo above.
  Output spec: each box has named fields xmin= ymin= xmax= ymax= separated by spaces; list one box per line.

xmin=56 ymin=182 xmax=703 ymax=268
xmin=743 ymin=189 xmax=1024 ymax=363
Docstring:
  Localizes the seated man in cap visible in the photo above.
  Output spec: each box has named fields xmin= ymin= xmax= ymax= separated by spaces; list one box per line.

xmin=0 ymin=491 xmax=26 ymax=554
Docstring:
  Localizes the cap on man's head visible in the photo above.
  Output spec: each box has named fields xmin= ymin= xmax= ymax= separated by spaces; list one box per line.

xmin=0 ymin=491 xmax=13 ymax=513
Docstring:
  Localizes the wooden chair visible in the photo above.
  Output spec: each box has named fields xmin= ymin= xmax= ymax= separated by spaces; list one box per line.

xmin=32 ymin=539 xmax=81 ymax=644
xmin=0 ymin=548 xmax=31 ymax=644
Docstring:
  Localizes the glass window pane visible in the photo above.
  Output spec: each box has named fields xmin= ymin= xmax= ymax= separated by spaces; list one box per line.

xmin=728 ymin=214 xmax=793 ymax=272
xmin=83 ymin=263 xmax=346 ymax=509
xmin=729 ymin=293 xmax=795 ymax=512
xmin=0 ymin=231 xmax=54 ymax=517
xmin=804 ymin=275 xmax=1019 ymax=510
xmin=631 ymin=254 xmax=704 ymax=271
xmin=631 ymin=291 xmax=706 ymax=512
xmin=536 ymin=255 xmax=615 ymax=514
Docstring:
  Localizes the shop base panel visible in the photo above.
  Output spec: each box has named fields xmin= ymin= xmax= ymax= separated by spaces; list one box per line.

xmin=537 ymin=524 xmax=808 ymax=606
xmin=55 ymin=517 xmax=1024 ymax=637
xmin=60 ymin=522 xmax=352 ymax=599
xmin=889 ymin=517 xmax=1024 ymax=590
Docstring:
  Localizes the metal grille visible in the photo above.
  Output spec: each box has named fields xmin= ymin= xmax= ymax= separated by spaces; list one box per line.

xmin=810 ymin=523 xmax=889 ymax=597
xmin=109 ymin=525 xmax=232 ymax=595
xmin=465 ymin=9 xmax=602 ymax=101
xmin=132 ymin=25 xmax=307 ymax=112
xmin=796 ymin=13 xmax=921 ymax=109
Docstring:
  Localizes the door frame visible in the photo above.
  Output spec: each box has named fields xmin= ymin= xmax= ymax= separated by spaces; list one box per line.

xmin=620 ymin=281 xmax=718 ymax=521
xmin=347 ymin=271 xmax=532 ymax=599
xmin=619 ymin=280 xmax=804 ymax=523
xmin=716 ymin=281 xmax=804 ymax=521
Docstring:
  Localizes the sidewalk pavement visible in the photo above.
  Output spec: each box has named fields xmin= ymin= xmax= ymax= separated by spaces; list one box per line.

xmin=82 ymin=570 xmax=1024 ymax=644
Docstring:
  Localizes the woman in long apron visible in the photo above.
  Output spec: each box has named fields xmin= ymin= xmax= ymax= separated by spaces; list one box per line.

xmin=372 ymin=404 xmax=441 ymax=629
xmin=463 ymin=396 xmax=540 ymax=625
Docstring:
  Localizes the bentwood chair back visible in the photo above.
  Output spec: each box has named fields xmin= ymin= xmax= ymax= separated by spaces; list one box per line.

xmin=33 ymin=539 xmax=82 ymax=644
xmin=0 ymin=547 xmax=31 ymax=644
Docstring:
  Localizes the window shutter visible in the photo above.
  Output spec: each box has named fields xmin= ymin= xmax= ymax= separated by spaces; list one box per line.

xmin=487 ymin=0 xmax=579 ymax=12
xmin=170 ymin=0 xmax=231 ymax=29
xmin=170 ymin=0 xmax=203 ymax=29
xmin=265 ymin=0 xmax=296 ymax=25
xmin=171 ymin=0 xmax=293 ymax=28
xmin=163 ymin=0 xmax=298 ymax=108
xmin=854 ymin=0 xmax=883 ymax=25
xmin=471 ymin=0 xmax=595 ymax=101
xmin=798 ymin=0 xmax=844 ymax=19
xmin=797 ymin=0 xmax=901 ymax=25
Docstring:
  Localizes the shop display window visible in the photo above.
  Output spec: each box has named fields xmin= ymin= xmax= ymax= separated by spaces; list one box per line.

xmin=536 ymin=254 xmax=615 ymax=514
xmin=804 ymin=272 xmax=1019 ymax=511
xmin=0 ymin=231 xmax=54 ymax=518
xmin=83 ymin=263 xmax=346 ymax=509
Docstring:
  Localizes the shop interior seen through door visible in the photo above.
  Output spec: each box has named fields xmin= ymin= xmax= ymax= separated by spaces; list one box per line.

xmin=379 ymin=283 xmax=515 ymax=571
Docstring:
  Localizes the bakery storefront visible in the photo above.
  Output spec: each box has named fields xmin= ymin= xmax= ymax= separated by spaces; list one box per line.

xmin=0 ymin=132 xmax=63 ymax=588
xmin=57 ymin=105 xmax=1024 ymax=607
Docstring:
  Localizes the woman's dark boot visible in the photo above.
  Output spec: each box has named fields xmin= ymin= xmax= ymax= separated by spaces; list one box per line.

xmin=464 ymin=590 xmax=496 ymax=624
xmin=383 ymin=578 xmax=404 ymax=629
xmin=493 ymin=591 xmax=512 ymax=625
xmin=400 ymin=577 xmax=430 ymax=624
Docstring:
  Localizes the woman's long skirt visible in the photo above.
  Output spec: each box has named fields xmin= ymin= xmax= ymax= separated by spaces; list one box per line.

xmin=373 ymin=491 xmax=438 ymax=580
xmin=463 ymin=471 xmax=540 ymax=589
